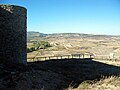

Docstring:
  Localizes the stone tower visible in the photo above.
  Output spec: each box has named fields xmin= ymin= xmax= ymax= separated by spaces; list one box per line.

xmin=0 ymin=5 xmax=27 ymax=65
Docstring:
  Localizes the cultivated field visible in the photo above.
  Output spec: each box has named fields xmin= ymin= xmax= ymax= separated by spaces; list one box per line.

xmin=27 ymin=34 xmax=120 ymax=61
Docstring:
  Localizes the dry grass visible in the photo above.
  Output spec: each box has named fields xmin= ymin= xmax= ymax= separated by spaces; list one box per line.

xmin=66 ymin=76 xmax=120 ymax=90
xmin=65 ymin=60 xmax=120 ymax=90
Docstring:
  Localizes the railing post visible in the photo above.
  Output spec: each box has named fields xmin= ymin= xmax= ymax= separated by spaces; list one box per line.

xmin=83 ymin=54 xmax=84 ymax=59
xmin=61 ymin=56 xmax=62 ymax=59
xmin=56 ymin=56 xmax=58 ymax=59
xmin=79 ymin=54 xmax=80 ymax=59
xmin=90 ymin=55 xmax=92 ymax=58
xmin=68 ymin=55 xmax=69 ymax=59
xmin=49 ymin=57 xmax=50 ymax=60
xmin=33 ymin=58 xmax=34 ymax=62
xmin=37 ymin=58 xmax=38 ymax=61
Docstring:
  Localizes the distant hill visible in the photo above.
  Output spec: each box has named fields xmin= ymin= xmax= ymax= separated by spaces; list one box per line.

xmin=46 ymin=33 xmax=113 ymax=38
xmin=27 ymin=31 xmax=46 ymax=40
xmin=27 ymin=31 xmax=119 ymax=40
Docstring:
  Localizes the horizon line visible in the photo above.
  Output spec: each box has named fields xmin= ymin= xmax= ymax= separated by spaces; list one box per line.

xmin=27 ymin=31 xmax=120 ymax=36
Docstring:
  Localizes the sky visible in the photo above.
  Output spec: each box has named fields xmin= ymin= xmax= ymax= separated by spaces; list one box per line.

xmin=0 ymin=0 xmax=120 ymax=35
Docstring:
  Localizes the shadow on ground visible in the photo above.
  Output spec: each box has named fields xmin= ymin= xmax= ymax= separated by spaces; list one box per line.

xmin=28 ymin=58 xmax=120 ymax=89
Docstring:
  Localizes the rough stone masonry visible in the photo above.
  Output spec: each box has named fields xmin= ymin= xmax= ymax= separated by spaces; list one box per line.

xmin=0 ymin=5 xmax=27 ymax=65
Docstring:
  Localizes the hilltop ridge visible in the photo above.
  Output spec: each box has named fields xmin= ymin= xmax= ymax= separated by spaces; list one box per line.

xmin=27 ymin=31 xmax=119 ymax=39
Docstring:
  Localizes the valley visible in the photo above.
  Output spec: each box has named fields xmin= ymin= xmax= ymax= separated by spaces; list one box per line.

xmin=27 ymin=32 xmax=120 ymax=61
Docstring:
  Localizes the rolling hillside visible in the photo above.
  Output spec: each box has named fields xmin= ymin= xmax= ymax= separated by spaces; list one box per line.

xmin=27 ymin=31 xmax=120 ymax=59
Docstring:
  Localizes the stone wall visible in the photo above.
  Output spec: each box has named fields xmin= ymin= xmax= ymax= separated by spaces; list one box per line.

xmin=0 ymin=5 xmax=27 ymax=65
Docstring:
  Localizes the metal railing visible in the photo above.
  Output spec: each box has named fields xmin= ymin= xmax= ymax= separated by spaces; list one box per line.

xmin=94 ymin=55 xmax=120 ymax=61
xmin=27 ymin=54 xmax=94 ymax=62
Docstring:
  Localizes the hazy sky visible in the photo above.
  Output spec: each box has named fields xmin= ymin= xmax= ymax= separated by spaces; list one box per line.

xmin=0 ymin=0 xmax=120 ymax=35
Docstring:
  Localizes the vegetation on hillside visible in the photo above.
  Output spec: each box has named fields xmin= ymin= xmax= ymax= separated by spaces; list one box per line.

xmin=27 ymin=41 xmax=51 ymax=53
xmin=67 ymin=76 xmax=120 ymax=90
